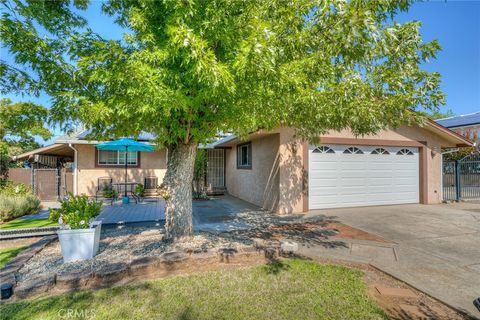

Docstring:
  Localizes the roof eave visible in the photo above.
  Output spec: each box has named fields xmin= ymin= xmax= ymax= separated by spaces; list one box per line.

xmin=426 ymin=119 xmax=474 ymax=147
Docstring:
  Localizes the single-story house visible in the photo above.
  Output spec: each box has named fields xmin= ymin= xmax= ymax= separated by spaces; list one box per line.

xmin=207 ymin=120 xmax=472 ymax=213
xmin=436 ymin=112 xmax=480 ymax=147
xmin=13 ymin=121 xmax=472 ymax=212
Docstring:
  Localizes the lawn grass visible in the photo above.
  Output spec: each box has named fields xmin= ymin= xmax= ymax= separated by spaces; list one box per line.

xmin=0 ymin=246 xmax=26 ymax=268
xmin=0 ymin=218 xmax=57 ymax=230
xmin=0 ymin=259 xmax=386 ymax=320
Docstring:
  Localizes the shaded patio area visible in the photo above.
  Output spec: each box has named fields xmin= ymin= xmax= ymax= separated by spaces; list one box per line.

xmin=192 ymin=195 xmax=261 ymax=232
xmin=95 ymin=195 xmax=262 ymax=231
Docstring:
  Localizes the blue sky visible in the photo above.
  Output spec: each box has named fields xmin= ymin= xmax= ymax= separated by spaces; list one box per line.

xmin=397 ymin=1 xmax=480 ymax=116
xmin=1 ymin=1 xmax=479 ymax=144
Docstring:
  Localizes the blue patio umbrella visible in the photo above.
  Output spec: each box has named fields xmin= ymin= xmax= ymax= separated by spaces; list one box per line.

xmin=96 ymin=139 xmax=154 ymax=202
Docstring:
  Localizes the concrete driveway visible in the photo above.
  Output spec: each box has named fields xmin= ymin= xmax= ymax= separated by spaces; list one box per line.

xmin=304 ymin=202 xmax=480 ymax=318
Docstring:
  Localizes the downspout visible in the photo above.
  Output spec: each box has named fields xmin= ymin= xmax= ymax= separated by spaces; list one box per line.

xmin=68 ymin=144 xmax=78 ymax=196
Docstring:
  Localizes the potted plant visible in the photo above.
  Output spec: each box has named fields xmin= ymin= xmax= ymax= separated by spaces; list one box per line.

xmin=133 ymin=183 xmax=145 ymax=202
xmin=49 ymin=194 xmax=103 ymax=263
xmin=102 ymin=185 xmax=117 ymax=199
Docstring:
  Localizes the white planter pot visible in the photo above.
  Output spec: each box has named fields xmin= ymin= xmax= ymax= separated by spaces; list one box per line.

xmin=57 ymin=221 xmax=102 ymax=263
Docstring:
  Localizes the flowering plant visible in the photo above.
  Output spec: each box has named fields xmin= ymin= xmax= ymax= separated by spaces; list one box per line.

xmin=49 ymin=193 xmax=102 ymax=229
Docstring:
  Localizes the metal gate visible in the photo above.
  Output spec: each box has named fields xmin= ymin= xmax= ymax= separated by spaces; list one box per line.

xmin=207 ymin=149 xmax=225 ymax=189
xmin=443 ymin=153 xmax=480 ymax=201
xmin=34 ymin=169 xmax=60 ymax=201
xmin=60 ymin=168 xmax=73 ymax=199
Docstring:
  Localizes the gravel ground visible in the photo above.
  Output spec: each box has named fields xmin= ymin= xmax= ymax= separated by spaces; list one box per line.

xmin=16 ymin=210 xmax=341 ymax=282
xmin=16 ymin=227 xmax=251 ymax=282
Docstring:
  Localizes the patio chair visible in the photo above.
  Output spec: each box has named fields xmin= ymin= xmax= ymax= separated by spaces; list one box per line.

xmin=95 ymin=177 xmax=116 ymax=204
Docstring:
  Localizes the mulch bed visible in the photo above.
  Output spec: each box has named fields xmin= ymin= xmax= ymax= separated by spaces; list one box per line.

xmin=247 ymin=220 xmax=391 ymax=244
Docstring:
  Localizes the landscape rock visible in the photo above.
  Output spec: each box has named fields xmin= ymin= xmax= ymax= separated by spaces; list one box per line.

xmin=160 ymin=251 xmax=187 ymax=263
xmin=0 ymin=272 xmax=16 ymax=285
xmin=15 ymin=274 xmax=56 ymax=299
xmin=252 ymin=238 xmax=266 ymax=249
xmin=280 ymin=240 xmax=299 ymax=254
xmin=0 ymin=265 xmax=18 ymax=278
xmin=191 ymin=249 xmax=216 ymax=259
xmin=129 ymin=256 xmax=163 ymax=276
xmin=93 ymin=263 xmax=129 ymax=286
xmin=264 ymin=247 xmax=278 ymax=260
xmin=56 ymin=269 xmax=93 ymax=290
xmin=218 ymin=248 xmax=238 ymax=263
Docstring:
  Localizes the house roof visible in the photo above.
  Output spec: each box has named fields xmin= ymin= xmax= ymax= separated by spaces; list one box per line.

xmin=435 ymin=112 xmax=480 ymax=128
xmin=212 ymin=121 xmax=473 ymax=148
xmin=55 ymin=129 xmax=155 ymax=144
xmin=13 ymin=129 xmax=157 ymax=160
xmin=424 ymin=119 xmax=473 ymax=147
xmin=13 ymin=144 xmax=74 ymax=161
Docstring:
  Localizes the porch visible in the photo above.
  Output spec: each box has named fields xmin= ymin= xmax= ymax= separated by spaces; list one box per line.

xmin=94 ymin=195 xmax=260 ymax=232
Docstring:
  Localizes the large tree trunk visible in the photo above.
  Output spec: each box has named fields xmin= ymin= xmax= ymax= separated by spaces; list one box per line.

xmin=163 ymin=141 xmax=197 ymax=240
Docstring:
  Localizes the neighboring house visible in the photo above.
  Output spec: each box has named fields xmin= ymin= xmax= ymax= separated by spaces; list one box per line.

xmin=207 ymin=120 xmax=471 ymax=213
xmin=12 ymin=121 xmax=472 ymax=212
xmin=436 ymin=112 xmax=480 ymax=147
xmin=13 ymin=130 xmax=167 ymax=200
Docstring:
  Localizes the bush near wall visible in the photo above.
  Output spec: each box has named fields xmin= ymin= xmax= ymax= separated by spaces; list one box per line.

xmin=0 ymin=182 xmax=40 ymax=222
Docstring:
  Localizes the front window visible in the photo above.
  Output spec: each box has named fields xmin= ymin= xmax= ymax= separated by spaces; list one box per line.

xmin=237 ymin=142 xmax=252 ymax=169
xmin=98 ymin=150 xmax=138 ymax=165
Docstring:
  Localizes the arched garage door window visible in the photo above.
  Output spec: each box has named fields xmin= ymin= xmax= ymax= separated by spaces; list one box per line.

xmin=343 ymin=147 xmax=363 ymax=154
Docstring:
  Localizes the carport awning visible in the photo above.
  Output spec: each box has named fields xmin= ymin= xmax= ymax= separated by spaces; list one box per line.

xmin=13 ymin=144 xmax=74 ymax=161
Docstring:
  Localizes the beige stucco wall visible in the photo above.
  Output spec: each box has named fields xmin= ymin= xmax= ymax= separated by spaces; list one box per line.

xmin=224 ymin=125 xmax=460 ymax=214
xmin=225 ymin=134 xmax=280 ymax=211
xmin=74 ymin=144 xmax=167 ymax=196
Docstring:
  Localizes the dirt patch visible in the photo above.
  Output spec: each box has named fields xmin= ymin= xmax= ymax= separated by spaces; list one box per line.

xmin=251 ymin=220 xmax=391 ymax=243
xmin=324 ymin=221 xmax=392 ymax=243
xmin=302 ymin=255 xmax=467 ymax=320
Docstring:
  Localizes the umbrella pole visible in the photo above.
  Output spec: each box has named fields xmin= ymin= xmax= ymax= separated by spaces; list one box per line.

xmin=125 ymin=146 xmax=128 ymax=198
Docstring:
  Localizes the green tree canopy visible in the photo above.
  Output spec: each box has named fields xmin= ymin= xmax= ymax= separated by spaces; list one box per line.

xmin=1 ymin=0 xmax=445 ymax=238
xmin=0 ymin=98 xmax=51 ymax=149
xmin=0 ymin=98 xmax=51 ymax=179
xmin=426 ymin=108 xmax=455 ymax=120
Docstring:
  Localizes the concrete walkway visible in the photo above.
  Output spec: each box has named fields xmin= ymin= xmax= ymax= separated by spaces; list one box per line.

xmin=302 ymin=202 xmax=480 ymax=318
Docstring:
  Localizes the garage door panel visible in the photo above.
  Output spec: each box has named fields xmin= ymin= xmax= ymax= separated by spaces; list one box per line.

xmin=368 ymin=172 xmax=394 ymax=178
xmin=368 ymin=163 xmax=394 ymax=170
xmin=340 ymin=162 xmax=367 ymax=170
xmin=396 ymin=178 xmax=417 ymax=185
xmin=309 ymin=161 xmax=339 ymax=169
xmin=368 ymin=181 xmax=393 ymax=193
xmin=339 ymin=186 xmax=368 ymax=194
xmin=309 ymin=144 xmax=419 ymax=209
xmin=340 ymin=179 xmax=366 ymax=187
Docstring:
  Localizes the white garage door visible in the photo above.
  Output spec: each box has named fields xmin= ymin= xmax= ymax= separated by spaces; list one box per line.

xmin=309 ymin=144 xmax=419 ymax=209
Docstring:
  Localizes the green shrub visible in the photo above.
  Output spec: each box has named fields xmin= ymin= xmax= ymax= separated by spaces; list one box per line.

xmin=0 ymin=194 xmax=41 ymax=222
xmin=0 ymin=181 xmax=32 ymax=196
xmin=102 ymin=185 xmax=117 ymax=199
xmin=134 ymin=183 xmax=144 ymax=197
xmin=49 ymin=194 xmax=102 ymax=229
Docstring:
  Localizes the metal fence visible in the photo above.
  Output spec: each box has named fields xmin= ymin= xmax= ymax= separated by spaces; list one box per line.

xmin=443 ymin=153 xmax=480 ymax=201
